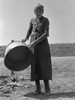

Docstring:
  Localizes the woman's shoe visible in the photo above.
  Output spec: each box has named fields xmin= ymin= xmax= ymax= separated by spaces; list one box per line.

xmin=45 ymin=91 xmax=51 ymax=96
xmin=32 ymin=90 xmax=41 ymax=95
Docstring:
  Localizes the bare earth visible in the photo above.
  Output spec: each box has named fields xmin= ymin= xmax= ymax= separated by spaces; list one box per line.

xmin=0 ymin=57 xmax=75 ymax=100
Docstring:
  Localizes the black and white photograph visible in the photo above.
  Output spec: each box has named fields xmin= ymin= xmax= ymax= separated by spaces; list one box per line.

xmin=0 ymin=0 xmax=75 ymax=100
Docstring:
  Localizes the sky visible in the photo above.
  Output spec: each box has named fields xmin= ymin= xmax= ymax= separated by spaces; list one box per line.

xmin=0 ymin=0 xmax=75 ymax=45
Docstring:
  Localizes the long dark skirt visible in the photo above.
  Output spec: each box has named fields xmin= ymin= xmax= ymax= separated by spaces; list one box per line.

xmin=31 ymin=38 xmax=52 ymax=81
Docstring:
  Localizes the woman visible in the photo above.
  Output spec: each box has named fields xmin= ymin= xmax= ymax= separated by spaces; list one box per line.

xmin=22 ymin=4 xmax=52 ymax=95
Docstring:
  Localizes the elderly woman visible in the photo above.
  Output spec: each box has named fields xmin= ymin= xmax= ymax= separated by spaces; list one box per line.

xmin=22 ymin=4 xmax=52 ymax=95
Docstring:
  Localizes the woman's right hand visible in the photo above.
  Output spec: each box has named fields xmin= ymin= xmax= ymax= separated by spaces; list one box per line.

xmin=22 ymin=39 xmax=26 ymax=43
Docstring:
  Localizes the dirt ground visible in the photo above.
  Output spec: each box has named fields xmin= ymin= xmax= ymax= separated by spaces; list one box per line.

xmin=0 ymin=57 xmax=75 ymax=100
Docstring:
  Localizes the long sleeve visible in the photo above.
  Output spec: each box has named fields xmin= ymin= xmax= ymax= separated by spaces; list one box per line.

xmin=44 ymin=18 xmax=50 ymax=37
xmin=25 ymin=20 xmax=33 ymax=40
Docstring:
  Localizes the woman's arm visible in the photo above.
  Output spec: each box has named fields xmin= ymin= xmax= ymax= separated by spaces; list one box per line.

xmin=22 ymin=20 xmax=33 ymax=42
xmin=25 ymin=20 xmax=33 ymax=40
xmin=33 ymin=32 xmax=48 ymax=45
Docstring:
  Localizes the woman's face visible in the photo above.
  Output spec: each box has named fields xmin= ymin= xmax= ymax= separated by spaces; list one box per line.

xmin=34 ymin=9 xmax=43 ymax=18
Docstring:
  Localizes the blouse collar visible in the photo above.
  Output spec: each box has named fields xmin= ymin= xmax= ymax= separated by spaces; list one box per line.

xmin=36 ymin=16 xmax=43 ymax=21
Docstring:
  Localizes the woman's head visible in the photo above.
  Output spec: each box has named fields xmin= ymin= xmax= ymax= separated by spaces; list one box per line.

xmin=34 ymin=4 xmax=44 ymax=18
xmin=34 ymin=4 xmax=44 ymax=13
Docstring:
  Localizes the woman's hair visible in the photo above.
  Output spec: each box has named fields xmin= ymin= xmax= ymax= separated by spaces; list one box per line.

xmin=34 ymin=4 xmax=44 ymax=13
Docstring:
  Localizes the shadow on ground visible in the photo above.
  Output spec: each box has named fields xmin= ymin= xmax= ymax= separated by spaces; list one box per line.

xmin=24 ymin=92 xmax=75 ymax=100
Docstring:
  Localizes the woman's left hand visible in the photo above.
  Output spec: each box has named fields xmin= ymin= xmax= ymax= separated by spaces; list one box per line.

xmin=28 ymin=41 xmax=36 ymax=53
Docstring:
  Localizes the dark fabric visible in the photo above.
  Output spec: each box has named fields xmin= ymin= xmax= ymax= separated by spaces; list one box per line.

xmin=26 ymin=16 xmax=49 ymax=39
xmin=31 ymin=39 xmax=52 ymax=81
xmin=25 ymin=16 xmax=52 ymax=81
